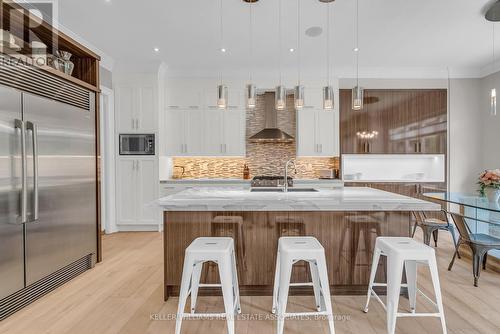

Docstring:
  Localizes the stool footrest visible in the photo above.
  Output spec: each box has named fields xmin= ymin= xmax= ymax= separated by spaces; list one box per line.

xmin=372 ymin=283 xmax=408 ymax=288
xmin=396 ymin=312 xmax=441 ymax=318
xmin=198 ymin=284 xmax=222 ymax=288
xmin=289 ymin=282 xmax=314 ymax=287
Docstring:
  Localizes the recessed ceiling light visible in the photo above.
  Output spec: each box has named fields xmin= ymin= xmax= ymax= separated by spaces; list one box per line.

xmin=153 ymin=47 xmax=160 ymax=52
xmin=221 ymin=48 xmax=227 ymax=53
xmin=289 ymin=48 xmax=295 ymax=53
xmin=353 ymin=47 xmax=359 ymax=52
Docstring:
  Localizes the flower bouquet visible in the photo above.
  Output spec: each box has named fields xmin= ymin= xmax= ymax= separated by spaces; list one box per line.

xmin=478 ymin=169 xmax=500 ymax=202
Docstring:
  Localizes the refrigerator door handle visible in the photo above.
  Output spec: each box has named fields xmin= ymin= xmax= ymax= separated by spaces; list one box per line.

xmin=14 ymin=119 xmax=27 ymax=224
xmin=26 ymin=121 xmax=39 ymax=223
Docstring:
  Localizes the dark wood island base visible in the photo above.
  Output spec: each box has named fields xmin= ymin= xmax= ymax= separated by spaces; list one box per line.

xmin=163 ymin=211 xmax=411 ymax=301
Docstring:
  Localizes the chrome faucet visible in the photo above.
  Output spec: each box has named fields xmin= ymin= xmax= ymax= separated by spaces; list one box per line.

xmin=284 ymin=159 xmax=296 ymax=192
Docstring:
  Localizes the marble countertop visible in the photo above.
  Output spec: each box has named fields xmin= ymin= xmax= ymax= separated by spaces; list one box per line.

xmin=156 ymin=186 xmax=440 ymax=212
xmin=160 ymin=178 xmax=343 ymax=185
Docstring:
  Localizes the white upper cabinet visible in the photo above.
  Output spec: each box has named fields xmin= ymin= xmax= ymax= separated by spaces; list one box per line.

xmin=167 ymin=88 xmax=201 ymax=109
xmin=165 ymin=109 xmax=204 ymax=156
xmin=205 ymin=88 xmax=243 ymax=110
xmin=164 ymin=109 xmax=185 ymax=155
xmin=116 ymin=85 xmax=157 ymax=132
xmin=163 ymin=84 xmax=246 ymax=157
xmin=223 ymin=110 xmax=245 ymax=156
xmin=203 ymin=109 xmax=224 ymax=155
xmin=297 ymin=110 xmax=316 ymax=155
xmin=303 ymin=87 xmax=323 ymax=109
xmin=297 ymin=109 xmax=339 ymax=157
xmin=116 ymin=86 xmax=135 ymax=132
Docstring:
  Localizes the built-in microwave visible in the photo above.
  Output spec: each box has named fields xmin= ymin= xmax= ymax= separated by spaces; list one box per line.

xmin=119 ymin=134 xmax=155 ymax=155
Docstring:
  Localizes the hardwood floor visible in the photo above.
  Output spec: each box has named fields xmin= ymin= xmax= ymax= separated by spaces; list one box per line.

xmin=0 ymin=231 xmax=499 ymax=334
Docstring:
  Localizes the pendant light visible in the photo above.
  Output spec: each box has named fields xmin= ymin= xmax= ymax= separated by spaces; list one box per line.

xmin=491 ymin=23 xmax=497 ymax=116
xmin=352 ymin=0 xmax=363 ymax=111
xmin=321 ymin=0 xmax=334 ymax=110
xmin=245 ymin=0 xmax=257 ymax=109
xmin=217 ymin=0 xmax=228 ymax=109
xmin=294 ymin=0 xmax=304 ymax=110
xmin=275 ymin=0 xmax=286 ymax=111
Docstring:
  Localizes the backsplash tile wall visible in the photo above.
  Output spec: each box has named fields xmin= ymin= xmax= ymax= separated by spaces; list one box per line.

xmin=172 ymin=94 xmax=339 ymax=179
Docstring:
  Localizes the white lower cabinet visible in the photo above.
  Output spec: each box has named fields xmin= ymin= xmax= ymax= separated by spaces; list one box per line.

xmin=116 ymin=157 xmax=159 ymax=230
xmin=297 ymin=109 xmax=339 ymax=157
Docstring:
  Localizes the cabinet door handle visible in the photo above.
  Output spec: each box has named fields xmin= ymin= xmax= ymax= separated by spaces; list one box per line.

xmin=319 ymin=144 xmax=323 ymax=153
xmin=220 ymin=144 xmax=223 ymax=153
xmin=224 ymin=144 xmax=227 ymax=153
xmin=136 ymin=119 xmax=140 ymax=129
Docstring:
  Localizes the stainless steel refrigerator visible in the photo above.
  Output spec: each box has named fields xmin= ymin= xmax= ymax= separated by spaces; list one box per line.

xmin=0 ymin=83 xmax=96 ymax=319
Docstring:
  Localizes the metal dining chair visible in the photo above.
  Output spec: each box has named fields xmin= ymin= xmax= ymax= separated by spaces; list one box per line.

xmin=448 ymin=212 xmax=500 ymax=287
xmin=412 ymin=210 xmax=458 ymax=247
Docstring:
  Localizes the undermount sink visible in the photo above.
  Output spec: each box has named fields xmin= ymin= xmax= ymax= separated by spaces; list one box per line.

xmin=250 ymin=188 xmax=318 ymax=193
xmin=287 ymin=188 xmax=318 ymax=192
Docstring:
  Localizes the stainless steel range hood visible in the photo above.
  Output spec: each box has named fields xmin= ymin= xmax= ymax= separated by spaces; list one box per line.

xmin=249 ymin=92 xmax=294 ymax=143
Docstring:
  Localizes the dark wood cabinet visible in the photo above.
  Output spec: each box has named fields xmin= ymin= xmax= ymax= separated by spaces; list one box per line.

xmin=340 ymin=89 xmax=447 ymax=155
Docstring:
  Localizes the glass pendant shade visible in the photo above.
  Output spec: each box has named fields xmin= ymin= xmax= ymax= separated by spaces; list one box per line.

xmin=294 ymin=85 xmax=305 ymax=110
xmin=217 ymin=84 xmax=228 ymax=110
xmin=246 ymin=84 xmax=256 ymax=109
xmin=323 ymin=86 xmax=334 ymax=110
xmin=491 ymin=88 xmax=497 ymax=116
xmin=352 ymin=86 xmax=364 ymax=111
xmin=275 ymin=85 xmax=286 ymax=110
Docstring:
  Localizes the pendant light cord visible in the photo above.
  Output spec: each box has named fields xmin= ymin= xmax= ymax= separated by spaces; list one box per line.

xmin=297 ymin=0 xmax=301 ymax=85
xmin=219 ymin=0 xmax=224 ymax=85
xmin=279 ymin=0 xmax=282 ymax=85
xmin=326 ymin=2 xmax=331 ymax=86
xmin=355 ymin=0 xmax=359 ymax=87
xmin=249 ymin=2 xmax=253 ymax=82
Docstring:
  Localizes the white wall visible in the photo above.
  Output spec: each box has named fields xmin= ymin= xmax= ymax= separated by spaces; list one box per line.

xmin=448 ymin=79 xmax=483 ymax=193
xmin=480 ymin=72 xmax=500 ymax=171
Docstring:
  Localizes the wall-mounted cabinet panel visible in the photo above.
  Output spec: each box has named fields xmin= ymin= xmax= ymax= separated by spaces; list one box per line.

xmin=116 ymin=85 xmax=158 ymax=132
xmin=340 ymin=89 xmax=447 ymax=155
xmin=165 ymin=108 xmax=245 ymax=157
xmin=223 ymin=110 xmax=245 ymax=156
xmin=297 ymin=109 xmax=338 ymax=157
xmin=165 ymin=109 xmax=204 ymax=156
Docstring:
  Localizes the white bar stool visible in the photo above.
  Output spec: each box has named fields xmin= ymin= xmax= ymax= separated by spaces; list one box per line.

xmin=175 ymin=237 xmax=241 ymax=334
xmin=363 ymin=237 xmax=447 ymax=334
xmin=272 ymin=237 xmax=335 ymax=334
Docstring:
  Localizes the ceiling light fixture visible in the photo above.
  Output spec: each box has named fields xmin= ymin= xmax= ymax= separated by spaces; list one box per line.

xmin=245 ymin=0 xmax=257 ymax=109
xmin=275 ymin=0 xmax=286 ymax=111
xmin=491 ymin=23 xmax=497 ymax=116
xmin=153 ymin=47 xmax=160 ymax=52
xmin=289 ymin=48 xmax=295 ymax=53
xmin=217 ymin=0 xmax=228 ymax=110
xmin=321 ymin=0 xmax=335 ymax=111
xmin=352 ymin=0 xmax=363 ymax=111
xmin=294 ymin=0 xmax=304 ymax=110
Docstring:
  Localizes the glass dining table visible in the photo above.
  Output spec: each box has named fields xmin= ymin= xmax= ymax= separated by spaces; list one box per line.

xmin=423 ymin=192 xmax=500 ymax=258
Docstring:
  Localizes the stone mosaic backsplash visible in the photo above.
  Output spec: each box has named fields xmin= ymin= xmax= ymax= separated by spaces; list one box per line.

xmin=172 ymin=94 xmax=339 ymax=179
xmin=172 ymin=157 xmax=339 ymax=179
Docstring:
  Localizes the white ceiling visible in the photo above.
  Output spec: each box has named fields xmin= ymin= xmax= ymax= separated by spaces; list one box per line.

xmin=57 ymin=0 xmax=498 ymax=78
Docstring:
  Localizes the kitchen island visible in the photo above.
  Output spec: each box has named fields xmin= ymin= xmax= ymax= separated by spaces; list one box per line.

xmin=158 ymin=187 xmax=440 ymax=299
